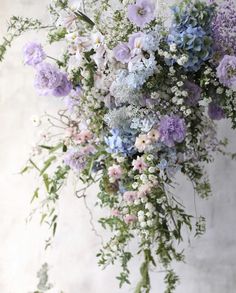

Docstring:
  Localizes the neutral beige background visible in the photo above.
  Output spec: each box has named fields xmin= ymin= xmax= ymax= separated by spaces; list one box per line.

xmin=0 ymin=0 xmax=236 ymax=292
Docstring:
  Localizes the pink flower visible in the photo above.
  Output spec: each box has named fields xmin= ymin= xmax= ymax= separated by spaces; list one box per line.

xmin=135 ymin=134 xmax=151 ymax=152
xmin=75 ymin=129 xmax=93 ymax=144
xmin=132 ymin=156 xmax=148 ymax=173
xmin=124 ymin=214 xmax=137 ymax=224
xmin=81 ymin=144 xmax=96 ymax=155
xmin=111 ymin=209 xmax=121 ymax=217
xmin=138 ymin=183 xmax=152 ymax=198
xmin=147 ymin=128 xmax=160 ymax=142
xmin=123 ymin=191 xmax=138 ymax=203
xmin=108 ymin=164 xmax=123 ymax=182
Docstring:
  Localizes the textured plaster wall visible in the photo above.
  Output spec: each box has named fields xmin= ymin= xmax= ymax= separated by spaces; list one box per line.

xmin=0 ymin=1 xmax=236 ymax=293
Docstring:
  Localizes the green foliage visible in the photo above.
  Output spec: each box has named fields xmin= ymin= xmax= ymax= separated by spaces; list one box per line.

xmin=0 ymin=16 xmax=47 ymax=62
xmin=164 ymin=270 xmax=179 ymax=293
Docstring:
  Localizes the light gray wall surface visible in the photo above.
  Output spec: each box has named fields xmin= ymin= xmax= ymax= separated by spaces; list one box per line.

xmin=0 ymin=0 xmax=236 ymax=292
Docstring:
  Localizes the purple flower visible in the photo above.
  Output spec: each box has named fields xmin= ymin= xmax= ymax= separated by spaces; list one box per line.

xmin=211 ymin=0 xmax=236 ymax=56
xmin=216 ymin=55 xmax=236 ymax=88
xmin=159 ymin=115 xmax=186 ymax=147
xmin=34 ymin=63 xmax=72 ymax=97
xmin=113 ymin=43 xmax=131 ymax=63
xmin=23 ymin=42 xmax=46 ymax=66
xmin=183 ymin=81 xmax=202 ymax=106
xmin=127 ymin=0 xmax=155 ymax=28
xmin=208 ymin=102 xmax=225 ymax=120
xmin=128 ymin=32 xmax=145 ymax=50
xmin=64 ymin=149 xmax=86 ymax=171
xmin=52 ymin=73 xmax=72 ymax=97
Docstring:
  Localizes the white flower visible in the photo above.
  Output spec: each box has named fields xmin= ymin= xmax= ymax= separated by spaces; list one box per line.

xmin=30 ymin=115 xmax=41 ymax=127
xmin=169 ymin=43 xmax=177 ymax=52
xmin=132 ymin=182 xmax=139 ymax=189
xmin=140 ymin=222 xmax=147 ymax=228
xmin=147 ymin=220 xmax=154 ymax=227
xmin=177 ymin=55 xmax=188 ymax=66
xmin=138 ymin=210 xmax=145 ymax=217
xmin=146 ymin=154 xmax=154 ymax=161
xmin=148 ymin=167 xmax=156 ymax=174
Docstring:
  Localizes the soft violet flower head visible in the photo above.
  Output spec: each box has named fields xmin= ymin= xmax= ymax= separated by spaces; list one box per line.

xmin=34 ymin=63 xmax=62 ymax=92
xmin=23 ymin=42 xmax=46 ymax=66
xmin=127 ymin=0 xmax=155 ymax=28
xmin=208 ymin=102 xmax=225 ymax=120
xmin=64 ymin=149 xmax=86 ymax=171
xmin=184 ymin=80 xmax=202 ymax=106
xmin=52 ymin=73 xmax=72 ymax=97
xmin=34 ymin=63 xmax=72 ymax=97
xmin=113 ymin=43 xmax=132 ymax=63
xmin=216 ymin=55 xmax=236 ymax=88
xmin=128 ymin=32 xmax=145 ymax=50
xmin=159 ymin=115 xmax=186 ymax=147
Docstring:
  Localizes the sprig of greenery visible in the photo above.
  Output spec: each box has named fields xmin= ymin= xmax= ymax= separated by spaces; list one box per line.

xmin=0 ymin=16 xmax=52 ymax=62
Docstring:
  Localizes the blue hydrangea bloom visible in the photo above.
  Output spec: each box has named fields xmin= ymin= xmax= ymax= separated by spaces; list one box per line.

xmin=105 ymin=129 xmax=135 ymax=156
xmin=168 ymin=25 xmax=213 ymax=71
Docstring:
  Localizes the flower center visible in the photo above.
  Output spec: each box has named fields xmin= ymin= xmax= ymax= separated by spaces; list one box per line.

xmin=137 ymin=8 xmax=146 ymax=16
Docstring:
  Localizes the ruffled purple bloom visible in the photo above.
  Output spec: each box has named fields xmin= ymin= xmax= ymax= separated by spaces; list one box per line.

xmin=216 ymin=55 xmax=236 ymax=88
xmin=128 ymin=32 xmax=145 ymax=49
xmin=34 ymin=63 xmax=72 ymax=97
xmin=211 ymin=0 xmax=236 ymax=56
xmin=127 ymin=0 xmax=155 ymax=28
xmin=159 ymin=115 xmax=186 ymax=147
xmin=113 ymin=43 xmax=131 ymax=63
xmin=64 ymin=149 xmax=86 ymax=171
xmin=52 ymin=73 xmax=72 ymax=97
xmin=64 ymin=146 xmax=95 ymax=171
xmin=184 ymin=80 xmax=202 ymax=106
xmin=23 ymin=42 xmax=46 ymax=66
xmin=208 ymin=102 xmax=225 ymax=120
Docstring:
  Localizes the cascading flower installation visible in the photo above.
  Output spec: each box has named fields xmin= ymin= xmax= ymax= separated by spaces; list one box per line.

xmin=1 ymin=0 xmax=236 ymax=292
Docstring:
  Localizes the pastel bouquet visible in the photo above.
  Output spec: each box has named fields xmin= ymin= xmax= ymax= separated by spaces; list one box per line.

xmin=1 ymin=0 xmax=236 ymax=292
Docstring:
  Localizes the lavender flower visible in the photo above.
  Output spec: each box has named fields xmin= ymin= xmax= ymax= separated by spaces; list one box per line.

xmin=64 ymin=149 xmax=86 ymax=171
xmin=208 ymin=102 xmax=225 ymax=120
xmin=23 ymin=42 xmax=46 ymax=66
xmin=211 ymin=0 xmax=236 ymax=56
xmin=127 ymin=0 xmax=155 ymax=28
xmin=52 ymin=73 xmax=72 ymax=97
xmin=64 ymin=146 xmax=95 ymax=172
xmin=159 ymin=115 xmax=186 ymax=147
xmin=34 ymin=63 xmax=72 ymax=97
xmin=113 ymin=43 xmax=131 ymax=64
xmin=184 ymin=80 xmax=202 ymax=106
xmin=216 ymin=55 xmax=236 ymax=88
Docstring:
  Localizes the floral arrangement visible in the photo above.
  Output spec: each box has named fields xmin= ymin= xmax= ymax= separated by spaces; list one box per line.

xmin=1 ymin=0 xmax=236 ymax=292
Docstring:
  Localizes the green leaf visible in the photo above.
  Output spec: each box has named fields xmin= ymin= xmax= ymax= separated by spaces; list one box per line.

xmin=40 ymin=156 xmax=56 ymax=176
xmin=31 ymin=187 xmax=39 ymax=203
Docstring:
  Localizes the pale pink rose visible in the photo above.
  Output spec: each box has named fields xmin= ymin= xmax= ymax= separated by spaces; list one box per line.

xmin=132 ymin=156 xmax=148 ymax=173
xmin=123 ymin=191 xmax=138 ymax=203
xmin=138 ymin=183 xmax=152 ymax=198
xmin=124 ymin=214 xmax=137 ymax=224
xmin=75 ymin=129 xmax=93 ymax=144
xmin=111 ymin=209 xmax=121 ymax=217
xmin=147 ymin=128 xmax=160 ymax=142
xmin=108 ymin=164 xmax=123 ymax=182
xmin=135 ymin=134 xmax=151 ymax=152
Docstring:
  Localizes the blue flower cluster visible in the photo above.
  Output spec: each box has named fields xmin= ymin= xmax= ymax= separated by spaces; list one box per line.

xmin=168 ymin=1 xmax=215 ymax=71
xmin=168 ymin=25 xmax=213 ymax=71
xmin=105 ymin=129 xmax=136 ymax=156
